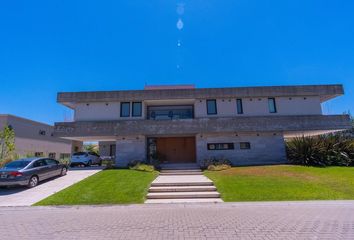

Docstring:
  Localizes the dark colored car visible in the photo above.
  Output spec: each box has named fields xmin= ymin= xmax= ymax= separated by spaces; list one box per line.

xmin=0 ymin=157 xmax=68 ymax=188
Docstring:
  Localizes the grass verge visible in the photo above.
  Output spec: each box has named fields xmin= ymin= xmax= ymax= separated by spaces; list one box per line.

xmin=34 ymin=169 xmax=158 ymax=205
xmin=204 ymin=165 xmax=354 ymax=202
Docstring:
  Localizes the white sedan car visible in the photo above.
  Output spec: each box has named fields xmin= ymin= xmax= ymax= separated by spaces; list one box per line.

xmin=70 ymin=152 xmax=102 ymax=167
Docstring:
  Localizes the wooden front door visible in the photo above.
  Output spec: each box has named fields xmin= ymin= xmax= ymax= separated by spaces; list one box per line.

xmin=156 ymin=137 xmax=196 ymax=163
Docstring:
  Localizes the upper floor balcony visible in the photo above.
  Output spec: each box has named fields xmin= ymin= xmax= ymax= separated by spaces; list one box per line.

xmin=147 ymin=105 xmax=194 ymax=120
xmin=59 ymin=84 xmax=344 ymax=122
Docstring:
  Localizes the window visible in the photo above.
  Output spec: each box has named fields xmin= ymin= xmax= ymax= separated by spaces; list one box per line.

xmin=33 ymin=159 xmax=47 ymax=168
xmin=207 ymin=143 xmax=234 ymax=150
xmin=240 ymin=142 xmax=251 ymax=149
xmin=268 ymin=98 xmax=277 ymax=113
xmin=60 ymin=153 xmax=71 ymax=159
xmin=132 ymin=102 xmax=142 ymax=117
xmin=206 ymin=99 xmax=217 ymax=115
xmin=236 ymin=99 xmax=243 ymax=114
xmin=34 ymin=152 xmax=44 ymax=157
xmin=45 ymin=159 xmax=58 ymax=165
xmin=109 ymin=144 xmax=116 ymax=157
xmin=39 ymin=130 xmax=46 ymax=136
xmin=120 ymin=102 xmax=130 ymax=117
xmin=147 ymin=105 xmax=193 ymax=120
xmin=48 ymin=153 xmax=56 ymax=159
xmin=4 ymin=160 xmax=31 ymax=169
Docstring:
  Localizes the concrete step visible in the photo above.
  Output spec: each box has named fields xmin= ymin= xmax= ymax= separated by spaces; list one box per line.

xmin=151 ymin=182 xmax=213 ymax=187
xmin=149 ymin=186 xmax=217 ymax=192
xmin=145 ymin=198 xmax=223 ymax=204
xmin=160 ymin=163 xmax=200 ymax=170
xmin=147 ymin=191 xmax=221 ymax=199
xmin=160 ymin=169 xmax=202 ymax=173
xmin=159 ymin=172 xmax=202 ymax=176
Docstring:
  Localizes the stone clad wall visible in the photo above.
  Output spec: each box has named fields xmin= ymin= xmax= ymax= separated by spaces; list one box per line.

xmin=99 ymin=141 xmax=116 ymax=156
xmin=54 ymin=115 xmax=352 ymax=138
xmin=115 ymin=135 xmax=146 ymax=167
xmin=196 ymin=132 xmax=287 ymax=166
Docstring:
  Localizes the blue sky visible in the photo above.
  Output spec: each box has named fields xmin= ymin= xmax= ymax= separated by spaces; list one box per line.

xmin=0 ymin=0 xmax=353 ymax=125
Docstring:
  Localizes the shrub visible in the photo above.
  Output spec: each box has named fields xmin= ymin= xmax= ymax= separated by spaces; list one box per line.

xmin=102 ymin=158 xmax=115 ymax=169
xmin=130 ymin=163 xmax=155 ymax=172
xmin=200 ymin=157 xmax=232 ymax=170
xmin=58 ymin=158 xmax=70 ymax=166
xmin=128 ymin=160 xmax=142 ymax=168
xmin=286 ymin=134 xmax=354 ymax=167
xmin=207 ymin=164 xmax=231 ymax=171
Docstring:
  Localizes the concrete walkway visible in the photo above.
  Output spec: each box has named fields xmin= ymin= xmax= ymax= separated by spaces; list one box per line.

xmin=0 ymin=167 xmax=102 ymax=206
xmin=1 ymin=201 xmax=354 ymax=239
xmin=146 ymin=164 xmax=223 ymax=203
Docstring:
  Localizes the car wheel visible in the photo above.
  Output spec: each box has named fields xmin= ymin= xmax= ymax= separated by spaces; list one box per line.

xmin=86 ymin=160 xmax=92 ymax=167
xmin=61 ymin=167 xmax=67 ymax=176
xmin=28 ymin=176 xmax=39 ymax=188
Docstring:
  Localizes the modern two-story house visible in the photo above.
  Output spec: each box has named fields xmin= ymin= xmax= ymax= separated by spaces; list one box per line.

xmin=54 ymin=84 xmax=351 ymax=167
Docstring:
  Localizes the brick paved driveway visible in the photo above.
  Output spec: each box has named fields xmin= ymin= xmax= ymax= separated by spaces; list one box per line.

xmin=1 ymin=201 xmax=353 ymax=239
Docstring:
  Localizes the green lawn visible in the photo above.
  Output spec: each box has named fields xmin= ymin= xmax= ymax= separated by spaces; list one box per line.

xmin=204 ymin=165 xmax=354 ymax=202
xmin=35 ymin=169 xmax=158 ymax=206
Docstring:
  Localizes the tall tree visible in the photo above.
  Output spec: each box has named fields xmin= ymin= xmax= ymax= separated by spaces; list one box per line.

xmin=84 ymin=143 xmax=99 ymax=154
xmin=0 ymin=125 xmax=16 ymax=161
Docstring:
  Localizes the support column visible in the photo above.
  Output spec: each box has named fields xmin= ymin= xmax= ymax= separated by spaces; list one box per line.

xmin=71 ymin=140 xmax=83 ymax=154
xmin=115 ymin=135 xmax=146 ymax=167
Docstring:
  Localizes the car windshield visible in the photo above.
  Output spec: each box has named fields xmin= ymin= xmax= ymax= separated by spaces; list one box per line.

xmin=4 ymin=160 xmax=31 ymax=169
xmin=73 ymin=152 xmax=87 ymax=156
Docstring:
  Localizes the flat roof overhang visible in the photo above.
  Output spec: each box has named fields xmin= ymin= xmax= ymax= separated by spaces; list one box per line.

xmin=58 ymin=84 xmax=344 ymax=109
xmin=54 ymin=115 xmax=351 ymax=139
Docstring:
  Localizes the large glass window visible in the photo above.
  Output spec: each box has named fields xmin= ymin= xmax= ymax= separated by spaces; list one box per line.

xmin=120 ymin=102 xmax=130 ymax=117
xmin=268 ymin=98 xmax=277 ymax=113
xmin=206 ymin=99 xmax=217 ymax=115
xmin=147 ymin=105 xmax=193 ymax=120
xmin=240 ymin=142 xmax=251 ymax=149
xmin=236 ymin=99 xmax=243 ymax=114
xmin=132 ymin=102 xmax=142 ymax=117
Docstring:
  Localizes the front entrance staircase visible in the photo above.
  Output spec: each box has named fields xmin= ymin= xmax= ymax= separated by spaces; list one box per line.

xmin=145 ymin=164 xmax=223 ymax=203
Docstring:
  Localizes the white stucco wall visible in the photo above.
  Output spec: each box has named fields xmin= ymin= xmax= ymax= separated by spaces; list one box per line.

xmin=75 ymin=102 xmax=121 ymax=121
xmin=74 ymin=102 xmax=145 ymax=121
xmin=73 ymin=96 xmax=322 ymax=121
xmin=15 ymin=137 xmax=71 ymax=159
xmin=196 ymin=132 xmax=287 ymax=165
xmin=194 ymin=96 xmax=322 ymax=118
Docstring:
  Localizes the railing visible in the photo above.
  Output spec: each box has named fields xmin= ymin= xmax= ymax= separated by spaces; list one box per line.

xmin=147 ymin=105 xmax=194 ymax=120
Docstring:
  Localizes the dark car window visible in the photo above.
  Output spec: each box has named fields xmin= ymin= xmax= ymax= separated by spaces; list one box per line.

xmin=4 ymin=160 xmax=31 ymax=169
xmin=73 ymin=152 xmax=87 ymax=156
xmin=45 ymin=159 xmax=59 ymax=165
xmin=33 ymin=160 xmax=47 ymax=168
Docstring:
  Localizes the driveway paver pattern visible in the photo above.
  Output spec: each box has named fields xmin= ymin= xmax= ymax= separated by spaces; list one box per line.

xmin=0 ymin=201 xmax=353 ymax=239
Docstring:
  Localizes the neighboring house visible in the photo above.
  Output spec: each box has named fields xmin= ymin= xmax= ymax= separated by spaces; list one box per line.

xmin=0 ymin=114 xmax=74 ymax=160
xmin=54 ymin=84 xmax=352 ymax=167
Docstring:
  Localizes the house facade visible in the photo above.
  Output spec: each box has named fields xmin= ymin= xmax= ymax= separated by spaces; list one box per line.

xmin=54 ymin=84 xmax=351 ymax=167
xmin=0 ymin=114 xmax=74 ymax=160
